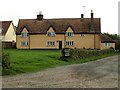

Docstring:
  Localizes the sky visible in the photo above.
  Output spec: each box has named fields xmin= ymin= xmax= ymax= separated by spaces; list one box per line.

xmin=0 ymin=0 xmax=119 ymax=34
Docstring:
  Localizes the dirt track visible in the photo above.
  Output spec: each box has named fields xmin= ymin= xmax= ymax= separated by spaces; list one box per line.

xmin=2 ymin=55 xmax=118 ymax=88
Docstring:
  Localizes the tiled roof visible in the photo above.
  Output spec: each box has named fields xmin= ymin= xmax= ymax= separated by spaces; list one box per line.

xmin=100 ymin=34 xmax=116 ymax=43
xmin=0 ymin=21 xmax=12 ymax=35
xmin=16 ymin=18 xmax=101 ymax=34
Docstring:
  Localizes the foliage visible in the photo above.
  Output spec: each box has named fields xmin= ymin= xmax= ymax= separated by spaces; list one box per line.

xmin=103 ymin=33 xmax=118 ymax=40
xmin=2 ymin=52 xmax=10 ymax=69
xmin=61 ymin=48 xmax=115 ymax=61
xmin=3 ymin=48 xmax=116 ymax=76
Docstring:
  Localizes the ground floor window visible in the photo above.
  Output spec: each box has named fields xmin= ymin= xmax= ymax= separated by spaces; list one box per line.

xmin=21 ymin=41 xmax=28 ymax=46
xmin=47 ymin=41 xmax=55 ymax=46
xmin=66 ymin=41 xmax=73 ymax=46
xmin=104 ymin=43 xmax=111 ymax=46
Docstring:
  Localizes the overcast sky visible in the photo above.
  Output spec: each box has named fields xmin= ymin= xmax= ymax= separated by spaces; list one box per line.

xmin=0 ymin=0 xmax=119 ymax=34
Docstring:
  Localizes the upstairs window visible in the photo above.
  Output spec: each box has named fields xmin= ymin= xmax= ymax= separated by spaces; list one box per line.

xmin=47 ymin=32 xmax=55 ymax=36
xmin=65 ymin=32 xmax=74 ymax=37
xmin=21 ymin=32 xmax=28 ymax=37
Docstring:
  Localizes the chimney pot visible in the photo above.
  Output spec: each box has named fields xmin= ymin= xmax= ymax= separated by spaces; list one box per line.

xmin=91 ymin=10 xmax=93 ymax=19
xmin=91 ymin=10 xmax=93 ymax=13
xmin=90 ymin=10 xmax=94 ymax=32
xmin=81 ymin=14 xmax=84 ymax=21
xmin=81 ymin=14 xmax=84 ymax=18
xmin=37 ymin=11 xmax=43 ymax=20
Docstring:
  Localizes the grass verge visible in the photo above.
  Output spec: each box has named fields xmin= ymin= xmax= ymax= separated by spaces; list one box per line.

xmin=2 ymin=48 xmax=117 ymax=76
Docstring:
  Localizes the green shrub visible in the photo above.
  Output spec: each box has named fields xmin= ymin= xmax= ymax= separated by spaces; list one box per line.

xmin=2 ymin=52 xmax=10 ymax=69
xmin=2 ymin=69 xmax=16 ymax=75
xmin=61 ymin=48 xmax=115 ymax=61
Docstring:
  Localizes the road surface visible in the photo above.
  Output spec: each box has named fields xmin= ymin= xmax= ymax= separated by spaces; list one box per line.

xmin=2 ymin=55 xmax=118 ymax=88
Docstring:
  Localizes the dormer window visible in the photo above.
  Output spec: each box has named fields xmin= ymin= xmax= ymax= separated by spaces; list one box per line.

xmin=47 ymin=32 xmax=55 ymax=36
xmin=47 ymin=27 xmax=55 ymax=36
xmin=65 ymin=32 xmax=74 ymax=37
xmin=65 ymin=27 xmax=74 ymax=37
xmin=21 ymin=32 xmax=28 ymax=37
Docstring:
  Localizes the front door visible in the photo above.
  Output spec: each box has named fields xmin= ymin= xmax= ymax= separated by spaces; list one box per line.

xmin=59 ymin=41 xmax=62 ymax=49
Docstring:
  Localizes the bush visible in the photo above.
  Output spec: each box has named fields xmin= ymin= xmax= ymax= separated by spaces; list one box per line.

xmin=2 ymin=52 xmax=10 ymax=69
xmin=61 ymin=48 xmax=115 ymax=61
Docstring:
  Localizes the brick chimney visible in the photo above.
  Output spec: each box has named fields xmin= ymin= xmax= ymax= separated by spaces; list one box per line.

xmin=91 ymin=10 xmax=93 ymax=19
xmin=81 ymin=14 xmax=84 ymax=22
xmin=90 ymin=10 xmax=94 ymax=32
xmin=37 ymin=11 xmax=43 ymax=20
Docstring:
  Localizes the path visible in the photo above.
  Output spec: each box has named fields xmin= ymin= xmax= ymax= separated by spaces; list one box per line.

xmin=2 ymin=55 xmax=118 ymax=88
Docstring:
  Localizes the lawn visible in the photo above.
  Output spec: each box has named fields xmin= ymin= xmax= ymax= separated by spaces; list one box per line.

xmin=2 ymin=48 xmax=117 ymax=76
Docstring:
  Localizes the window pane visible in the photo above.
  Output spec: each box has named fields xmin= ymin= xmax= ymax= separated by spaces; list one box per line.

xmin=47 ymin=32 xmax=55 ymax=36
xmin=66 ymin=41 xmax=73 ymax=46
xmin=21 ymin=41 xmax=28 ymax=46
xmin=21 ymin=33 xmax=28 ymax=37
xmin=47 ymin=41 xmax=55 ymax=46
xmin=53 ymin=42 xmax=54 ymax=45
xmin=104 ymin=43 xmax=109 ymax=46
xmin=72 ymin=41 xmax=73 ymax=45
xmin=65 ymin=32 xmax=74 ymax=36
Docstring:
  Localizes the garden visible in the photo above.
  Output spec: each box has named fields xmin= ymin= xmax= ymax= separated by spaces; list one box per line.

xmin=2 ymin=48 xmax=117 ymax=76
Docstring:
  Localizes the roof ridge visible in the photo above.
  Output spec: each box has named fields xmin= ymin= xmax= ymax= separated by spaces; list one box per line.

xmin=17 ymin=18 xmax=101 ymax=34
xmin=19 ymin=18 xmax=100 ymax=20
xmin=0 ymin=20 xmax=12 ymax=22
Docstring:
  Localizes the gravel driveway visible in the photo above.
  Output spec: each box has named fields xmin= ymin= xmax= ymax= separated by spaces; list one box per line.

xmin=2 ymin=55 xmax=118 ymax=88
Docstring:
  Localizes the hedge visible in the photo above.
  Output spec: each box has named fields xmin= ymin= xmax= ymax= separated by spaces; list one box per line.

xmin=2 ymin=52 xmax=10 ymax=69
xmin=61 ymin=48 xmax=115 ymax=61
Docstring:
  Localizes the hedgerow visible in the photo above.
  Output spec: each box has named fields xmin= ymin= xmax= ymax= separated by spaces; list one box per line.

xmin=61 ymin=48 xmax=115 ymax=61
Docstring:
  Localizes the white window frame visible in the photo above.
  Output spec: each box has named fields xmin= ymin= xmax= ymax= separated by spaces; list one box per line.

xmin=47 ymin=32 xmax=55 ymax=36
xmin=65 ymin=41 xmax=73 ymax=46
xmin=65 ymin=32 xmax=74 ymax=37
xmin=21 ymin=41 xmax=28 ymax=46
xmin=80 ymin=34 xmax=85 ymax=37
xmin=108 ymin=43 xmax=110 ymax=46
xmin=21 ymin=32 xmax=28 ymax=37
xmin=104 ymin=43 xmax=111 ymax=46
xmin=47 ymin=41 xmax=55 ymax=46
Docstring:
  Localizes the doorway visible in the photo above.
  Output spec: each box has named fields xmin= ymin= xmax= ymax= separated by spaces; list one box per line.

xmin=59 ymin=41 xmax=62 ymax=49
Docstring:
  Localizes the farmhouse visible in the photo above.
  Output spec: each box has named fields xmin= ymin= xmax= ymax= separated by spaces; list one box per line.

xmin=100 ymin=34 xmax=116 ymax=49
xmin=16 ymin=11 xmax=115 ymax=49
xmin=0 ymin=21 xmax=16 ymax=42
